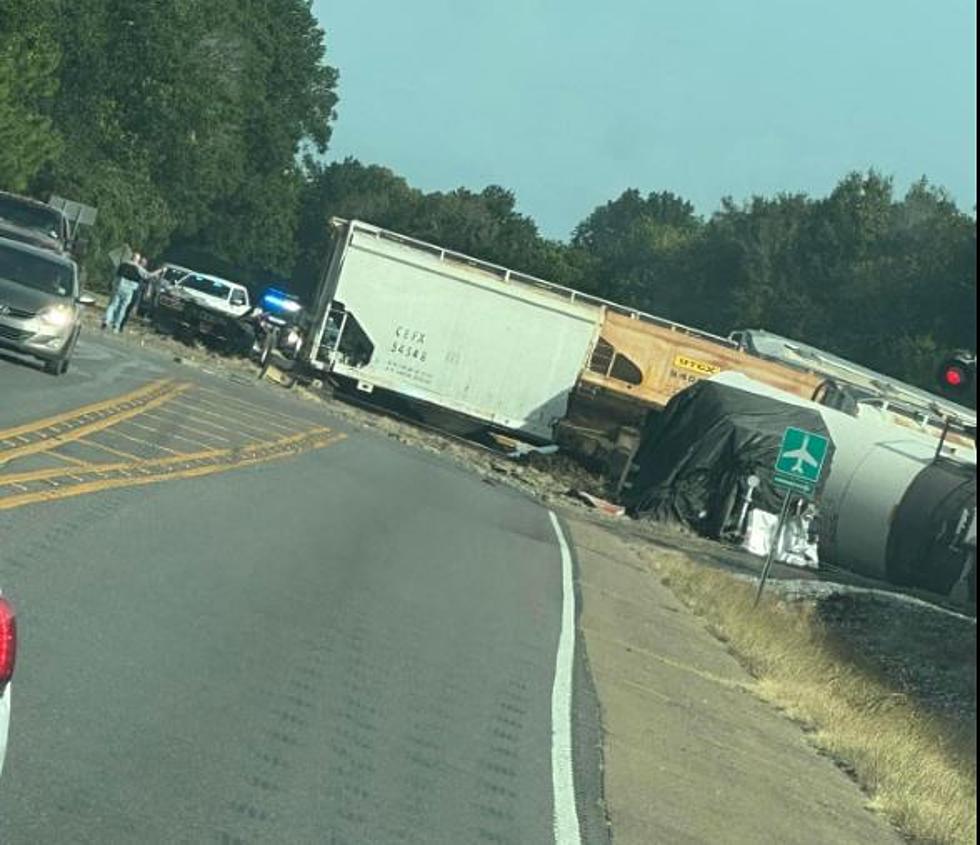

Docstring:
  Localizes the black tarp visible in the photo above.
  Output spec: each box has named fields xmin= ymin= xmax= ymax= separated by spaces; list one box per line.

xmin=624 ymin=378 xmax=834 ymax=537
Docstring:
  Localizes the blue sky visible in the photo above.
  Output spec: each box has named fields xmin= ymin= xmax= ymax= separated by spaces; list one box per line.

xmin=312 ymin=0 xmax=976 ymax=240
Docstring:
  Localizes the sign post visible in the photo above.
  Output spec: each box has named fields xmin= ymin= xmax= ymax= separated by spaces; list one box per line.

xmin=754 ymin=427 xmax=829 ymax=607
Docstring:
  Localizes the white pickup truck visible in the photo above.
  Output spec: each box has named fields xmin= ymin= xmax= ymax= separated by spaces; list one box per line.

xmin=0 ymin=591 xmax=15 ymax=777
xmin=160 ymin=271 xmax=251 ymax=319
xmin=153 ymin=271 xmax=255 ymax=351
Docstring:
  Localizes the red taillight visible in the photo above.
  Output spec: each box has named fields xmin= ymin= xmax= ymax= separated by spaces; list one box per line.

xmin=0 ymin=596 xmax=16 ymax=689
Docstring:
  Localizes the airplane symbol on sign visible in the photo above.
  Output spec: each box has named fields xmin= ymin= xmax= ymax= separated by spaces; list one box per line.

xmin=782 ymin=435 xmax=820 ymax=474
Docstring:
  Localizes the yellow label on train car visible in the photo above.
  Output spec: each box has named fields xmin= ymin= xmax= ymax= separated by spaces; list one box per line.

xmin=673 ymin=355 xmax=722 ymax=376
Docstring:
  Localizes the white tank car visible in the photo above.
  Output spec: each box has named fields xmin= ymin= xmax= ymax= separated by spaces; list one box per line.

xmin=709 ymin=372 xmax=976 ymax=589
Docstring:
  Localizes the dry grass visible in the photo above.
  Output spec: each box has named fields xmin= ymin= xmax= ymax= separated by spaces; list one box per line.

xmin=650 ymin=549 xmax=977 ymax=845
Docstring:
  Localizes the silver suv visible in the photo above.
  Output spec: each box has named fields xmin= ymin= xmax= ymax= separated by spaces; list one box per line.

xmin=0 ymin=236 xmax=94 ymax=375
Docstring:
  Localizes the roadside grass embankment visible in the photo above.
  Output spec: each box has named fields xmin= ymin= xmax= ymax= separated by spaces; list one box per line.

xmin=650 ymin=549 xmax=977 ymax=845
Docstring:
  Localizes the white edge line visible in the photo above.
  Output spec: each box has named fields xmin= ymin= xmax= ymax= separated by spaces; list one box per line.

xmin=548 ymin=510 xmax=582 ymax=845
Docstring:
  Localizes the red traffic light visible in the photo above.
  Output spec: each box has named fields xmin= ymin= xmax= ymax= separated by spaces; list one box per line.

xmin=937 ymin=352 xmax=976 ymax=396
xmin=943 ymin=365 xmax=967 ymax=388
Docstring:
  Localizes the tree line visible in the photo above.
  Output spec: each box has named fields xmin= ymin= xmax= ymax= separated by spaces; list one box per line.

xmin=1 ymin=1 xmax=975 ymax=396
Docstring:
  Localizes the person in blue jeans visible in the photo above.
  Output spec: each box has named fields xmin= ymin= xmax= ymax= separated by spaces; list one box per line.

xmin=103 ymin=252 xmax=146 ymax=333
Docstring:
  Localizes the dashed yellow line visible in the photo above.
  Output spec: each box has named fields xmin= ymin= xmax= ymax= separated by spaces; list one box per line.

xmin=0 ymin=380 xmax=191 ymax=465
xmin=44 ymin=450 xmax=92 ymax=467
xmin=0 ymin=376 xmax=348 ymax=512
xmin=0 ymin=428 xmax=330 ymax=487
xmin=193 ymin=386 xmax=307 ymax=428
xmin=185 ymin=394 xmax=302 ymax=436
xmin=138 ymin=408 xmax=236 ymax=444
xmin=74 ymin=438 xmax=143 ymax=462
xmin=0 ymin=378 xmax=175 ymax=441
xmin=165 ymin=397 xmax=287 ymax=440
xmin=123 ymin=418 xmax=217 ymax=451
xmin=0 ymin=431 xmax=345 ymax=511
xmin=97 ymin=428 xmax=180 ymax=455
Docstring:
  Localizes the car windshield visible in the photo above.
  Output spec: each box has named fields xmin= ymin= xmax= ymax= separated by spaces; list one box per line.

xmin=0 ymin=244 xmax=75 ymax=297
xmin=0 ymin=196 xmax=64 ymax=238
xmin=180 ymin=274 xmax=231 ymax=300
xmin=162 ymin=267 xmax=189 ymax=284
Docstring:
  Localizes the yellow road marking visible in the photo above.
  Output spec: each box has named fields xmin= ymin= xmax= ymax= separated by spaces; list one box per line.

xmin=187 ymin=394 xmax=302 ymax=435
xmin=123 ymin=419 xmax=217 ymax=451
xmin=97 ymin=428 xmax=179 ymax=455
xmin=0 ymin=381 xmax=191 ymax=466
xmin=0 ymin=376 xmax=343 ymax=512
xmin=0 ymin=428 xmax=333 ymax=487
xmin=75 ymin=438 xmax=143 ymax=461
xmin=0 ymin=431 xmax=346 ymax=511
xmin=138 ymin=408 xmax=237 ymax=444
xmin=193 ymin=386 xmax=307 ymax=428
xmin=165 ymin=397 xmax=288 ymax=439
xmin=0 ymin=378 xmax=175 ymax=441
xmin=44 ymin=450 xmax=92 ymax=467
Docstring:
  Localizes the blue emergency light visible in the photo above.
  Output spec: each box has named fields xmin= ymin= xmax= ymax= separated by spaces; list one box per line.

xmin=260 ymin=288 xmax=302 ymax=315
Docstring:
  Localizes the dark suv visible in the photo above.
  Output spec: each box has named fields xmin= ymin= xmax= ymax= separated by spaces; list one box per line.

xmin=0 ymin=191 xmax=73 ymax=258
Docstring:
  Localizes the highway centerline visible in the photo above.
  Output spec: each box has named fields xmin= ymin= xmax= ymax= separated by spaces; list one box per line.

xmin=0 ymin=380 xmax=191 ymax=466
xmin=0 ymin=430 xmax=346 ymax=511
xmin=0 ymin=378 xmax=177 ymax=442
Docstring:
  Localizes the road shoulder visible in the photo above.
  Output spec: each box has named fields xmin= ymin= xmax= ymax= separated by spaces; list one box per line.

xmin=567 ymin=515 xmax=903 ymax=845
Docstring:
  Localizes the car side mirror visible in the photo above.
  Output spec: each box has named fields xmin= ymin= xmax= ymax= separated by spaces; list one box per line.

xmin=73 ymin=238 xmax=89 ymax=259
xmin=77 ymin=293 xmax=97 ymax=306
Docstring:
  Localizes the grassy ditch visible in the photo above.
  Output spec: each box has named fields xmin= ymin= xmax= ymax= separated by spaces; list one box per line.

xmin=650 ymin=550 xmax=977 ymax=845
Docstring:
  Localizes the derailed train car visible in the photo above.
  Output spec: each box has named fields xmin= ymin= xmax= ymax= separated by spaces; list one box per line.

xmin=301 ymin=219 xmax=603 ymax=441
xmin=559 ymin=313 xmax=973 ymax=470
xmin=302 ymin=219 xmax=831 ymax=448
xmin=301 ymin=219 xmax=972 ymax=500
xmin=558 ymin=311 xmax=827 ymax=467
xmin=626 ymin=372 xmax=977 ymax=599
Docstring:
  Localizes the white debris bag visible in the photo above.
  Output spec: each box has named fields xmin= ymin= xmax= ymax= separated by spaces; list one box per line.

xmin=742 ymin=509 xmax=819 ymax=568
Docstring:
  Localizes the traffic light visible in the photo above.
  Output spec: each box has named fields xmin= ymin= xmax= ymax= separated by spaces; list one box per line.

xmin=937 ymin=351 xmax=976 ymax=397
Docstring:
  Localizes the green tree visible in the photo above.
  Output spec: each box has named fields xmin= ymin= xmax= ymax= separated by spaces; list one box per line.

xmin=291 ymin=158 xmax=422 ymax=297
xmin=21 ymin=0 xmax=338 ymax=288
xmin=0 ymin=3 xmax=62 ymax=191
xmin=181 ymin=0 xmax=338 ymax=275
xmin=570 ymin=171 xmax=975 ymax=397
xmin=290 ymin=160 xmax=591 ymax=298
xmin=571 ymin=189 xmax=703 ymax=318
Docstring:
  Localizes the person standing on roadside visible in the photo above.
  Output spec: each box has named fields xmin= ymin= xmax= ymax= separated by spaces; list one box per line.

xmin=103 ymin=251 xmax=145 ymax=333
xmin=140 ymin=260 xmax=165 ymax=316
xmin=120 ymin=255 xmax=152 ymax=331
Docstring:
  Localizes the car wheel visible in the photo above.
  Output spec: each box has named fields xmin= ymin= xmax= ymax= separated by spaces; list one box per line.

xmin=44 ymin=330 xmax=77 ymax=376
xmin=43 ymin=357 xmax=65 ymax=376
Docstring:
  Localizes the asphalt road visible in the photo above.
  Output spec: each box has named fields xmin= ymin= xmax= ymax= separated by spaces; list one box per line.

xmin=0 ymin=333 xmax=604 ymax=843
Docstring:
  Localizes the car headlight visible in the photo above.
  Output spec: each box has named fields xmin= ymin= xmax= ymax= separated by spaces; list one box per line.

xmin=38 ymin=305 xmax=73 ymax=329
